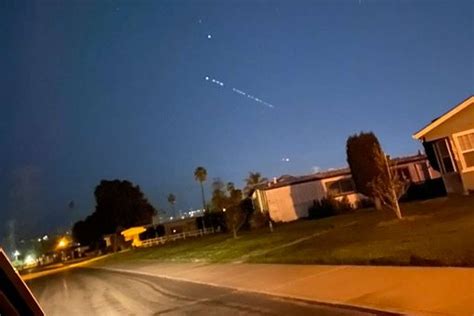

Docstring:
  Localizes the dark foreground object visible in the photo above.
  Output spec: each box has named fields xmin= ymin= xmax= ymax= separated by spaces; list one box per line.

xmin=0 ymin=249 xmax=44 ymax=315
xmin=26 ymin=268 xmax=391 ymax=315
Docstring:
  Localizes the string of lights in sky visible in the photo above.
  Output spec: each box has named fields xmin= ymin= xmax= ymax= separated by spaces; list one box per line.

xmin=200 ymin=20 xmax=284 ymax=161
xmin=204 ymin=76 xmax=275 ymax=109
xmin=200 ymin=17 xmax=275 ymax=109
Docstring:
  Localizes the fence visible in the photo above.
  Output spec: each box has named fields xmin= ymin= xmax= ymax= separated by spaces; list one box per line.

xmin=140 ymin=227 xmax=215 ymax=248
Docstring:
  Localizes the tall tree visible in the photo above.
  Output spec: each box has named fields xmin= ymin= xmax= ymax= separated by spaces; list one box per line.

xmin=368 ymin=149 xmax=409 ymax=219
xmin=224 ymin=183 xmax=249 ymax=238
xmin=210 ymin=178 xmax=227 ymax=212
xmin=194 ymin=166 xmax=208 ymax=211
xmin=244 ymin=172 xmax=268 ymax=196
xmin=346 ymin=132 xmax=407 ymax=218
xmin=210 ymin=179 xmax=250 ymax=238
xmin=167 ymin=193 xmax=176 ymax=215
xmin=73 ymin=179 xmax=156 ymax=246
xmin=346 ymin=132 xmax=385 ymax=210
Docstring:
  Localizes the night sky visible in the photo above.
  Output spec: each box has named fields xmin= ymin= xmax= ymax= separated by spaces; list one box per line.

xmin=1 ymin=0 xmax=473 ymax=240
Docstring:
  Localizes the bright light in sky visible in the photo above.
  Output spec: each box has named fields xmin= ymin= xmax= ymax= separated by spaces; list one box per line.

xmin=205 ymin=76 xmax=275 ymax=109
xmin=2 ymin=1 xmax=472 ymax=238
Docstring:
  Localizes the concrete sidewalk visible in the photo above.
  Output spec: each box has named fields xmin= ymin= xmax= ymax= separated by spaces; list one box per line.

xmin=97 ymin=261 xmax=474 ymax=315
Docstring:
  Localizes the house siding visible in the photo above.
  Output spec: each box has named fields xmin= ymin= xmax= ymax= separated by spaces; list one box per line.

xmin=461 ymin=171 xmax=474 ymax=192
xmin=255 ymin=155 xmax=440 ymax=222
xmin=263 ymin=181 xmax=325 ymax=222
xmin=421 ymin=102 xmax=474 ymax=142
xmin=420 ymin=102 xmax=474 ymax=193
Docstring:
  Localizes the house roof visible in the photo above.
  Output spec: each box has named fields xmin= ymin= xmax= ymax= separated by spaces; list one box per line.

xmin=413 ymin=95 xmax=474 ymax=140
xmin=257 ymin=153 xmax=428 ymax=191
xmin=254 ymin=168 xmax=348 ymax=191
xmin=121 ymin=226 xmax=146 ymax=237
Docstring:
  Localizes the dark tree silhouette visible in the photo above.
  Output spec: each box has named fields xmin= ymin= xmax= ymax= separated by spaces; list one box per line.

xmin=210 ymin=178 xmax=227 ymax=212
xmin=346 ymin=132 xmax=407 ymax=218
xmin=167 ymin=193 xmax=176 ymax=214
xmin=72 ymin=179 xmax=156 ymax=246
xmin=346 ymin=132 xmax=385 ymax=209
xmin=73 ymin=215 xmax=102 ymax=246
xmin=244 ymin=172 xmax=267 ymax=196
xmin=210 ymin=179 xmax=252 ymax=238
xmin=194 ymin=166 xmax=208 ymax=211
xmin=94 ymin=180 xmax=156 ymax=230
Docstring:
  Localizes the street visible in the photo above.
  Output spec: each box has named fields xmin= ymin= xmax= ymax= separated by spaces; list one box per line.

xmin=26 ymin=268 xmax=383 ymax=315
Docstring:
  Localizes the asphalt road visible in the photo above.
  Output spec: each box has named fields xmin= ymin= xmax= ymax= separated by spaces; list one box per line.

xmin=26 ymin=268 xmax=384 ymax=315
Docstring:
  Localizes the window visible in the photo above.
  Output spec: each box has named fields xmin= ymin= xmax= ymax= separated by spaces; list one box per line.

xmin=416 ymin=163 xmax=430 ymax=181
xmin=456 ymin=131 xmax=474 ymax=170
xmin=434 ymin=139 xmax=455 ymax=173
xmin=325 ymin=178 xmax=355 ymax=196
xmin=394 ymin=167 xmax=411 ymax=181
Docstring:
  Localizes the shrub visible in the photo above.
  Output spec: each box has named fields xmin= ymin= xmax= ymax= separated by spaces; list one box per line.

xmin=308 ymin=196 xmax=353 ymax=219
xmin=337 ymin=196 xmax=353 ymax=212
xmin=202 ymin=211 xmax=227 ymax=232
xmin=249 ymin=210 xmax=270 ymax=229
xmin=355 ymin=198 xmax=374 ymax=209
xmin=401 ymin=178 xmax=447 ymax=201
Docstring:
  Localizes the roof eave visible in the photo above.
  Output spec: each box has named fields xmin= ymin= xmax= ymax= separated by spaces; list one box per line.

xmin=412 ymin=95 xmax=474 ymax=140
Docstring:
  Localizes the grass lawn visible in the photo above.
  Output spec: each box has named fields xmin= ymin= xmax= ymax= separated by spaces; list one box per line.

xmin=98 ymin=195 xmax=474 ymax=267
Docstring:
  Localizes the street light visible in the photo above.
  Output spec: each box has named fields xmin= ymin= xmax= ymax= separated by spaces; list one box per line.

xmin=24 ymin=254 xmax=36 ymax=265
xmin=56 ymin=237 xmax=69 ymax=249
xmin=13 ymin=250 xmax=20 ymax=261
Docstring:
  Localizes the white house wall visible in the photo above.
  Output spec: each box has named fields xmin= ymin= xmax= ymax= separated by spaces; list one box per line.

xmin=264 ymin=181 xmax=325 ymax=222
xmin=259 ymin=157 xmax=440 ymax=223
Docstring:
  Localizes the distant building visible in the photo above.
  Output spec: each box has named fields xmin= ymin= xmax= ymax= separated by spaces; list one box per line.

xmin=117 ymin=217 xmax=203 ymax=248
xmin=413 ymin=95 xmax=474 ymax=194
xmin=252 ymin=153 xmax=440 ymax=222
xmin=120 ymin=227 xmax=147 ymax=248
xmin=161 ymin=217 xmax=200 ymax=235
xmin=38 ymin=243 xmax=89 ymax=265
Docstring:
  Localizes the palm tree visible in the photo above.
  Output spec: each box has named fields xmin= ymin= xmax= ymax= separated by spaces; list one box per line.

xmin=244 ymin=172 xmax=268 ymax=196
xmin=167 ymin=193 xmax=176 ymax=215
xmin=194 ymin=166 xmax=207 ymax=211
